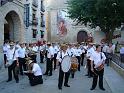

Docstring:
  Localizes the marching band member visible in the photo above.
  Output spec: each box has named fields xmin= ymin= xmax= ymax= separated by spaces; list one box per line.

xmin=44 ymin=42 xmax=54 ymax=76
xmin=67 ymin=44 xmax=76 ymax=78
xmin=18 ymin=43 xmax=27 ymax=75
xmin=80 ymin=42 xmax=87 ymax=66
xmin=53 ymin=43 xmax=59 ymax=70
xmin=32 ymin=44 xmax=38 ymax=63
xmin=28 ymin=44 xmax=38 ymax=63
xmin=57 ymin=44 xmax=70 ymax=90
xmin=86 ymin=43 xmax=95 ymax=78
xmin=90 ymin=45 xmax=106 ymax=91
xmin=6 ymin=42 xmax=19 ymax=83
xmin=3 ymin=40 xmax=10 ymax=67
xmin=74 ymin=44 xmax=82 ymax=71
xmin=24 ymin=60 xmax=43 ymax=86
xmin=39 ymin=44 xmax=45 ymax=63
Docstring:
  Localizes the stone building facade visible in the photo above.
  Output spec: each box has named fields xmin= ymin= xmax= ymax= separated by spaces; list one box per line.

xmin=23 ymin=0 xmax=45 ymax=43
xmin=0 ymin=0 xmax=25 ymax=67
xmin=44 ymin=0 xmax=105 ymax=43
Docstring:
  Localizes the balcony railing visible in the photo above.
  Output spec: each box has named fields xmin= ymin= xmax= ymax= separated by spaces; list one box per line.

xmin=32 ymin=18 xmax=38 ymax=26
xmin=0 ymin=0 xmax=13 ymax=6
xmin=41 ymin=21 xmax=45 ymax=27
xmin=32 ymin=0 xmax=38 ymax=7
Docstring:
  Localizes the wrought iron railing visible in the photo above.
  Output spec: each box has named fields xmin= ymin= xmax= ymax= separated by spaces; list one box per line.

xmin=111 ymin=54 xmax=124 ymax=69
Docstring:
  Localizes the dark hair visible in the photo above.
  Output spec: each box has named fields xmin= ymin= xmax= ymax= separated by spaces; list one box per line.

xmin=96 ymin=44 xmax=101 ymax=49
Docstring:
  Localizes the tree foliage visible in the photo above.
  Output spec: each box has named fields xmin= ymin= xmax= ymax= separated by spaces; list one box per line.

xmin=67 ymin=0 xmax=124 ymax=42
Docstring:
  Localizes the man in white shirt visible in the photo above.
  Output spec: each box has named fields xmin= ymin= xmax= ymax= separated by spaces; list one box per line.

xmin=57 ymin=44 xmax=70 ymax=90
xmin=53 ymin=43 xmax=59 ymax=70
xmin=32 ymin=44 xmax=38 ymax=63
xmin=6 ymin=42 xmax=19 ymax=83
xmin=44 ymin=42 xmax=54 ymax=76
xmin=39 ymin=44 xmax=45 ymax=63
xmin=120 ymin=45 xmax=124 ymax=63
xmin=18 ymin=43 xmax=27 ymax=75
xmin=86 ymin=43 xmax=95 ymax=78
xmin=74 ymin=44 xmax=82 ymax=71
xmin=24 ymin=60 xmax=43 ymax=86
xmin=3 ymin=40 xmax=10 ymax=66
xmin=90 ymin=45 xmax=106 ymax=91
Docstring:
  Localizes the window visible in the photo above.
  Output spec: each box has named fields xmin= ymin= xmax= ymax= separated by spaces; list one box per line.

xmin=33 ymin=29 xmax=37 ymax=38
xmin=41 ymin=30 xmax=44 ymax=38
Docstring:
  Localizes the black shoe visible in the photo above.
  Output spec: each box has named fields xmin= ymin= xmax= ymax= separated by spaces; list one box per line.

xmin=90 ymin=88 xmax=95 ymax=90
xmin=16 ymin=80 xmax=19 ymax=83
xmin=64 ymin=84 xmax=70 ymax=87
xmin=48 ymin=74 xmax=52 ymax=76
xmin=85 ymin=74 xmax=88 ymax=76
xmin=100 ymin=88 xmax=105 ymax=91
xmin=43 ymin=73 xmax=48 ymax=75
xmin=88 ymin=76 xmax=92 ymax=78
xmin=6 ymin=80 xmax=12 ymax=82
xmin=58 ymin=87 xmax=62 ymax=90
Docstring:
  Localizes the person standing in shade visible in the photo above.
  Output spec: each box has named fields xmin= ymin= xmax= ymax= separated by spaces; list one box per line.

xmin=6 ymin=42 xmax=19 ymax=83
xmin=90 ymin=45 xmax=106 ymax=91
xmin=120 ymin=44 xmax=124 ymax=63
xmin=18 ymin=43 xmax=27 ymax=75
xmin=57 ymin=44 xmax=70 ymax=90
xmin=44 ymin=42 xmax=54 ymax=76
xmin=74 ymin=44 xmax=82 ymax=71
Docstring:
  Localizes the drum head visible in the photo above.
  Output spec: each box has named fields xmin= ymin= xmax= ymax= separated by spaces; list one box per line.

xmin=61 ymin=55 xmax=71 ymax=72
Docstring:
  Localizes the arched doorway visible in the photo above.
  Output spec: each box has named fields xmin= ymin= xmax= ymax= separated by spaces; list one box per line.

xmin=77 ymin=30 xmax=88 ymax=43
xmin=4 ymin=11 xmax=21 ymax=41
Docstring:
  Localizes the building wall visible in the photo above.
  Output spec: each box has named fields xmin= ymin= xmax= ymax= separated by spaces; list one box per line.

xmin=45 ymin=0 xmax=105 ymax=44
xmin=24 ymin=0 xmax=45 ymax=43
xmin=0 ymin=1 xmax=25 ymax=67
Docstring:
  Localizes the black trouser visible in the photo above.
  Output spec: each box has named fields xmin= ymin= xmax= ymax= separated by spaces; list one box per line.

xmin=8 ymin=60 xmax=19 ymax=82
xmin=26 ymin=73 xmax=43 ymax=86
xmin=76 ymin=56 xmax=81 ymax=71
xmin=45 ymin=58 xmax=52 ymax=75
xmin=18 ymin=57 xmax=27 ymax=75
xmin=81 ymin=53 xmax=85 ymax=66
xmin=40 ymin=52 xmax=44 ymax=63
xmin=87 ymin=59 xmax=93 ymax=77
xmin=91 ymin=68 xmax=104 ymax=89
xmin=58 ymin=66 xmax=70 ymax=88
xmin=53 ymin=53 xmax=57 ymax=70
xmin=4 ymin=54 xmax=7 ymax=65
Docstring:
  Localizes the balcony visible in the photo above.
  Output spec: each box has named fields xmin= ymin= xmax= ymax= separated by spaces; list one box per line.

xmin=32 ymin=18 xmax=38 ymax=26
xmin=32 ymin=0 xmax=38 ymax=7
xmin=0 ymin=0 xmax=13 ymax=6
xmin=41 ymin=21 xmax=45 ymax=27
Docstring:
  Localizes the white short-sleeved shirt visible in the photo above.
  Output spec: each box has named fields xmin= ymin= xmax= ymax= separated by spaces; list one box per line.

xmin=47 ymin=46 xmax=54 ymax=58
xmin=54 ymin=46 xmax=59 ymax=54
xmin=39 ymin=45 xmax=45 ymax=51
xmin=32 ymin=46 xmax=38 ymax=52
xmin=3 ymin=44 xmax=10 ymax=54
xmin=6 ymin=48 xmax=19 ymax=61
xmin=102 ymin=45 xmax=108 ymax=52
xmin=86 ymin=47 xmax=95 ymax=59
xmin=67 ymin=48 xmax=74 ymax=57
xmin=74 ymin=48 xmax=82 ymax=56
xmin=32 ymin=63 xmax=42 ymax=76
xmin=18 ymin=48 xmax=26 ymax=58
xmin=57 ymin=51 xmax=69 ymax=63
xmin=90 ymin=51 xmax=106 ymax=68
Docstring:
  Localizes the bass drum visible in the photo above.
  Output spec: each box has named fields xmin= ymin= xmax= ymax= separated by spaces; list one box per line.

xmin=61 ymin=55 xmax=71 ymax=72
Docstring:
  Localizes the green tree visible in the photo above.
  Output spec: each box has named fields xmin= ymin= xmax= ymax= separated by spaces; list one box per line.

xmin=67 ymin=0 xmax=124 ymax=42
